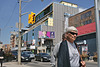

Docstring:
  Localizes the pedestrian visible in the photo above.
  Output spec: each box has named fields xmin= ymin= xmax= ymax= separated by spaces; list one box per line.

xmin=0 ymin=48 xmax=5 ymax=67
xmin=50 ymin=33 xmax=66 ymax=67
xmin=57 ymin=26 xmax=86 ymax=67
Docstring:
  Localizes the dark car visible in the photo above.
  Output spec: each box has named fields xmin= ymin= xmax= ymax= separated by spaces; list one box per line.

xmin=35 ymin=53 xmax=51 ymax=62
xmin=16 ymin=52 xmax=31 ymax=62
xmin=21 ymin=52 xmax=32 ymax=62
xmin=11 ymin=51 xmax=18 ymax=59
xmin=22 ymin=51 xmax=35 ymax=59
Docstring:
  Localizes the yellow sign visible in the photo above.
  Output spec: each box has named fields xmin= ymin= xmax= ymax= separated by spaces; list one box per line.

xmin=48 ymin=18 xmax=53 ymax=26
xmin=28 ymin=12 xmax=36 ymax=24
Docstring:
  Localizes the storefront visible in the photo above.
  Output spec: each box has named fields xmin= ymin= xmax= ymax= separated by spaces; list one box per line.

xmin=76 ymin=22 xmax=97 ymax=56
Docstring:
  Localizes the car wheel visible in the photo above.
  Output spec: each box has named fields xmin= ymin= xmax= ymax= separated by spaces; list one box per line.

xmin=40 ymin=58 xmax=43 ymax=62
xmin=29 ymin=59 xmax=31 ymax=62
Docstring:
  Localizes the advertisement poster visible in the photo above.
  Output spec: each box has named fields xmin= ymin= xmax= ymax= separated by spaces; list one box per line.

xmin=39 ymin=31 xmax=55 ymax=38
xmin=48 ymin=18 xmax=53 ymax=26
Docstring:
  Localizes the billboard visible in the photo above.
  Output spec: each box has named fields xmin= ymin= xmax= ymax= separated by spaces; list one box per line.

xmin=38 ymin=31 xmax=55 ymax=38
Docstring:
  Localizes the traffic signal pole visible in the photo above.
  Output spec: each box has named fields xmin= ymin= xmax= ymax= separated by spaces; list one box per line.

xmin=18 ymin=0 xmax=21 ymax=65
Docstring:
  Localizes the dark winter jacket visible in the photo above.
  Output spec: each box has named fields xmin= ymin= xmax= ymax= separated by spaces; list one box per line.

xmin=57 ymin=40 xmax=81 ymax=67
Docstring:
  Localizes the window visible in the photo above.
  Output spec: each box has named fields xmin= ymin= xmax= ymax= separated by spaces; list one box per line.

xmin=36 ymin=5 xmax=53 ymax=22
xmin=81 ymin=19 xmax=92 ymax=26
xmin=80 ymin=22 xmax=84 ymax=26
xmin=89 ymin=19 xmax=92 ymax=23
xmin=81 ymin=11 xmax=91 ymax=20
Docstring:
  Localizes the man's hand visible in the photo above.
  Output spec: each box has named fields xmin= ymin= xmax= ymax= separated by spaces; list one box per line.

xmin=81 ymin=61 xmax=86 ymax=67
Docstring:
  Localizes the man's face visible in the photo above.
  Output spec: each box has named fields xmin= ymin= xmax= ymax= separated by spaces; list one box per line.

xmin=66 ymin=30 xmax=78 ymax=43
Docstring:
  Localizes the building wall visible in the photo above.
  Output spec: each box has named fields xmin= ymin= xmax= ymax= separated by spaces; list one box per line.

xmin=21 ymin=2 xmax=79 ymax=53
xmin=10 ymin=34 xmax=16 ymax=47
xmin=69 ymin=7 xmax=97 ymax=55
xmin=34 ymin=25 xmax=41 ymax=45
xmin=69 ymin=7 xmax=95 ymax=27
xmin=53 ymin=3 xmax=79 ymax=44
xmin=2 ymin=44 xmax=11 ymax=52
xmin=42 ymin=3 xmax=79 ymax=45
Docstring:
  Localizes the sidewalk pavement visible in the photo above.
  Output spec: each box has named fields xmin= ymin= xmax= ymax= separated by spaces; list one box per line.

xmin=2 ymin=60 xmax=97 ymax=67
xmin=86 ymin=60 xmax=98 ymax=64
xmin=2 ymin=62 xmax=30 ymax=67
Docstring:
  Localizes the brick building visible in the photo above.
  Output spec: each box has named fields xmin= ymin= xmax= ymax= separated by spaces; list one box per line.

xmin=68 ymin=6 xmax=98 ymax=56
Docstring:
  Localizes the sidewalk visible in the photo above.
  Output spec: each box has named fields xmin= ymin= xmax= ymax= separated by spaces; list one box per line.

xmin=86 ymin=60 xmax=97 ymax=64
xmin=2 ymin=60 xmax=98 ymax=67
xmin=3 ymin=62 xmax=30 ymax=67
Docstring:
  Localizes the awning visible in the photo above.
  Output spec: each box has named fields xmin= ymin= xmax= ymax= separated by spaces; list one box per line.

xmin=77 ymin=22 xmax=96 ymax=36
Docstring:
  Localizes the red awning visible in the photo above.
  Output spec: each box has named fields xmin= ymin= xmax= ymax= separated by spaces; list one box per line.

xmin=76 ymin=22 xmax=96 ymax=35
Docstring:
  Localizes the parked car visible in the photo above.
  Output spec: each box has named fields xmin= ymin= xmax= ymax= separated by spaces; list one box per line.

xmin=16 ymin=52 xmax=31 ymax=62
xmin=11 ymin=51 xmax=18 ymax=59
xmin=35 ymin=53 xmax=51 ymax=62
xmin=22 ymin=51 xmax=35 ymax=59
xmin=21 ymin=52 xmax=31 ymax=62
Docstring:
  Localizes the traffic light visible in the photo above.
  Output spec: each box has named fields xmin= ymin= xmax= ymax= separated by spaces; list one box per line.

xmin=28 ymin=12 xmax=36 ymax=24
xmin=28 ymin=14 xmax=31 ymax=24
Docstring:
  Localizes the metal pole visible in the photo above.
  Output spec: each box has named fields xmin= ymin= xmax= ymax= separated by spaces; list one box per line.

xmin=0 ymin=28 xmax=1 ymax=40
xmin=94 ymin=0 xmax=100 ymax=67
xmin=18 ymin=0 xmax=21 ymax=65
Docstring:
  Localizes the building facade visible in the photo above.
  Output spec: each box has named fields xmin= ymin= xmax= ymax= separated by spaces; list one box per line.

xmin=10 ymin=31 xmax=18 ymax=48
xmin=22 ymin=1 xmax=79 ymax=54
xmin=2 ymin=44 xmax=11 ymax=52
xmin=68 ymin=6 xmax=98 ymax=56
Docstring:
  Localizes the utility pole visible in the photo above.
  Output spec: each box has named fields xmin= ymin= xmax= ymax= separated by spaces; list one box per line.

xmin=18 ymin=0 xmax=32 ymax=65
xmin=18 ymin=0 xmax=21 ymax=65
xmin=94 ymin=0 xmax=100 ymax=67
xmin=0 ymin=28 xmax=1 ymax=40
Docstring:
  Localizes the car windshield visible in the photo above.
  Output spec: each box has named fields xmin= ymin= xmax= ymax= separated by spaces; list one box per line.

xmin=41 ymin=53 xmax=48 ymax=55
xmin=27 ymin=52 xmax=32 ymax=54
xmin=11 ymin=51 xmax=18 ymax=55
xmin=23 ymin=51 xmax=33 ymax=54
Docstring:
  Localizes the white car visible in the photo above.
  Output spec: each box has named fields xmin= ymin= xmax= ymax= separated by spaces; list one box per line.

xmin=22 ymin=51 xmax=35 ymax=59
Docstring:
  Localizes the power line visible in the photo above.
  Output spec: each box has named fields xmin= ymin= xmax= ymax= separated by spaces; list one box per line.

xmin=21 ymin=0 xmax=32 ymax=11
xmin=3 ymin=1 xmax=18 ymax=30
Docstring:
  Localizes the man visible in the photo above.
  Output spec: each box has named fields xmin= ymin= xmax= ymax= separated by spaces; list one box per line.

xmin=0 ymin=48 xmax=5 ymax=67
xmin=57 ymin=26 xmax=85 ymax=67
xmin=50 ymin=33 xmax=66 ymax=67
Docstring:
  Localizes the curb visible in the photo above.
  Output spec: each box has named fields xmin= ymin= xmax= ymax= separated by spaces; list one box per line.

xmin=3 ymin=62 xmax=30 ymax=67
